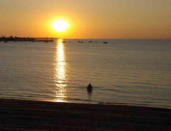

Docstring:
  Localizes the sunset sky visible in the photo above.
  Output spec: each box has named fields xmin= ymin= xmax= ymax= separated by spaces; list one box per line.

xmin=0 ymin=0 xmax=171 ymax=39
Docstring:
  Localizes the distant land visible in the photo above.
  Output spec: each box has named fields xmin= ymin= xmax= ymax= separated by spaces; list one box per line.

xmin=0 ymin=36 xmax=55 ymax=43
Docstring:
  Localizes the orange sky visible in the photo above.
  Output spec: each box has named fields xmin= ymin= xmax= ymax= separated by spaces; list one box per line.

xmin=0 ymin=0 xmax=171 ymax=39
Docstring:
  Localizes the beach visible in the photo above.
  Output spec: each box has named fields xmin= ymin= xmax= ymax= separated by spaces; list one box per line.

xmin=0 ymin=99 xmax=171 ymax=130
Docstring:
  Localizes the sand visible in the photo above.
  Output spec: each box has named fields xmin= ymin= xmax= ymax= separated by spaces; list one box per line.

xmin=0 ymin=99 xmax=171 ymax=130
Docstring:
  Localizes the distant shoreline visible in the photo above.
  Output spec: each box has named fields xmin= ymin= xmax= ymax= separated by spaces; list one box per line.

xmin=0 ymin=36 xmax=55 ymax=43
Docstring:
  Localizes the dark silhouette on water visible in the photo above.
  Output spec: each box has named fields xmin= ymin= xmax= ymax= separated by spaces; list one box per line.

xmin=88 ymin=40 xmax=93 ymax=43
xmin=87 ymin=83 xmax=93 ymax=100
xmin=78 ymin=40 xmax=84 ymax=43
xmin=103 ymin=41 xmax=108 ymax=44
xmin=87 ymin=83 xmax=93 ymax=93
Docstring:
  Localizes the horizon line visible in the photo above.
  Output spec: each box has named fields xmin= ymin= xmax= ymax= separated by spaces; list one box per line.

xmin=0 ymin=36 xmax=170 ymax=40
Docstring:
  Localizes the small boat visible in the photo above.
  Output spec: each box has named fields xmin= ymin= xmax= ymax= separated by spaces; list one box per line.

xmin=103 ymin=41 xmax=108 ymax=44
xmin=78 ymin=40 xmax=84 ymax=43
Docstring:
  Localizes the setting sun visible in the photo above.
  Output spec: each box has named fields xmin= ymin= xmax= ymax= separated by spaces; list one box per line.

xmin=52 ymin=19 xmax=69 ymax=33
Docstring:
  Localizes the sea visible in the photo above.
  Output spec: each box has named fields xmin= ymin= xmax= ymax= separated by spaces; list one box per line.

xmin=0 ymin=39 xmax=171 ymax=109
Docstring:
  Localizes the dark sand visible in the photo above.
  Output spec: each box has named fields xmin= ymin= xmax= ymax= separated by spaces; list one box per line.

xmin=0 ymin=99 xmax=171 ymax=130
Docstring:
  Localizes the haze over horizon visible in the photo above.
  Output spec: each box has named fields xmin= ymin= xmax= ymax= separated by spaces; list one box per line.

xmin=0 ymin=0 xmax=171 ymax=39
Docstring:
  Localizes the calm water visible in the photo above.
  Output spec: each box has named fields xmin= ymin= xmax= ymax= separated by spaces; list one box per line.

xmin=0 ymin=39 xmax=171 ymax=108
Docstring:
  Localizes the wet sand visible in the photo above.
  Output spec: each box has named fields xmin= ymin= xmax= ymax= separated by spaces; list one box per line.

xmin=0 ymin=99 xmax=171 ymax=130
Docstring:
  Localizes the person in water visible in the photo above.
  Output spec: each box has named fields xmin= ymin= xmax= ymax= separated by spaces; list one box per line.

xmin=87 ymin=83 xmax=93 ymax=93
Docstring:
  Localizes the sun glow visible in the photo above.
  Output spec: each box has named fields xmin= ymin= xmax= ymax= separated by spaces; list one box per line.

xmin=52 ymin=19 xmax=69 ymax=33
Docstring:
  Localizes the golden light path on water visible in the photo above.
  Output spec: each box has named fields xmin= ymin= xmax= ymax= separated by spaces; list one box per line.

xmin=54 ymin=39 xmax=67 ymax=102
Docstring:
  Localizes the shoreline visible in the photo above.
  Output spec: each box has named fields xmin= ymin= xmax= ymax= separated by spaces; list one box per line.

xmin=0 ymin=37 xmax=54 ymax=43
xmin=0 ymin=99 xmax=171 ymax=130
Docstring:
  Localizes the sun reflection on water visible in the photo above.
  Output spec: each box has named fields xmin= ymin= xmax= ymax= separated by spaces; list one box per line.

xmin=54 ymin=39 xmax=67 ymax=102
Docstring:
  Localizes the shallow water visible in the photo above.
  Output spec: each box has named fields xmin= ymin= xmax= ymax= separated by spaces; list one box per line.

xmin=0 ymin=39 xmax=171 ymax=108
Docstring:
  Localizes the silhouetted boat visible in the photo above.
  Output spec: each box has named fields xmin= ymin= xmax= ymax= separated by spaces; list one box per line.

xmin=103 ymin=41 xmax=108 ymax=44
xmin=88 ymin=40 xmax=93 ymax=43
xmin=78 ymin=40 xmax=84 ymax=43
